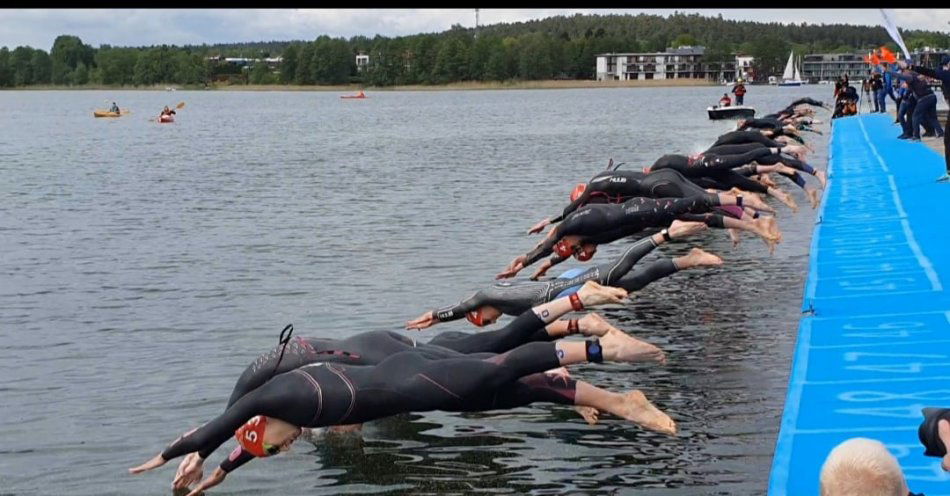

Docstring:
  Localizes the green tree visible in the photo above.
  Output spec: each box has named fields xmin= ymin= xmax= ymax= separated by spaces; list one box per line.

xmin=671 ymin=33 xmax=698 ymax=48
xmin=11 ymin=46 xmax=34 ymax=85
xmin=0 ymin=48 xmax=12 ymax=87
xmin=31 ymin=49 xmax=52 ymax=84
xmin=748 ymin=36 xmax=790 ymax=77
xmin=248 ymin=61 xmax=275 ymax=84
xmin=295 ymin=43 xmax=315 ymax=84
xmin=280 ymin=44 xmax=299 ymax=84
xmin=50 ymin=35 xmax=94 ymax=84
xmin=73 ymin=61 xmax=89 ymax=85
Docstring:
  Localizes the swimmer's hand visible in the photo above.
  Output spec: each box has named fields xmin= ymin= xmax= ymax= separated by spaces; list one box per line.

xmin=185 ymin=467 xmax=227 ymax=496
xmin=577 ymin=281 xmax=628 ymax=307
xmin=527 ymin=218 xmax=551 ymax=235
xmin=173 ymin=452 xmax=204 ymax=490
xmin=529 ymin=259 xmax=554 ymax=281
xmin=406 ymin=311 xmax=437 ymax=330
xmin=496 ymin=255 xmax=526 ymax=280
xmin=129 ymin=453 xmax=168 ymax=474
xmin=667 ymin=220 xmax=708 ymax=240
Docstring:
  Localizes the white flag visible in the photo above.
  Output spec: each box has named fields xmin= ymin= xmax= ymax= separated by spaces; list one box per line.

xmin=879 ymin=9 xmax=911 ymax=61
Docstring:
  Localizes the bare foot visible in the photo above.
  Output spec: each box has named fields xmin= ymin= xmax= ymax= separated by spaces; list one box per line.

xmin=613 ymin=390 xmax=677 ymax=435
xmin=771 ymin=189 xmax=799 ymax=213
xmin=728 ymin=228 xmax=741 ymax=247
xmin=758 ymin=173 xmax=778 ymax=189
xmin=600 ymin=329 xmax=666 ymax=364
xmin=578 ymin=312 xmax=618 ymax=337
xmin=575 ymin=406 xmax=600 ymax=425
xmin=806 ymin=187 xmax=821 ymax=210
xmin=735 ymin=190 xmax=774 ymax=214
xmin=677 ymin=247 xmax=724 ymax=268
xmin=754 ymin=215 xmax=781 ymax=238
xmin=815 ymin=169 xmax=828 ymax=189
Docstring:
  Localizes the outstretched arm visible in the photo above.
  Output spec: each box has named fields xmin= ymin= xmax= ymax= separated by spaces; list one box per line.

xmin=407 ymin=291 xmax=485 ymax=330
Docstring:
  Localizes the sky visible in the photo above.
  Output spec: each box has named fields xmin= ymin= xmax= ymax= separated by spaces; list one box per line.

xmin=1 ymin=9 xmax=948 ymax=51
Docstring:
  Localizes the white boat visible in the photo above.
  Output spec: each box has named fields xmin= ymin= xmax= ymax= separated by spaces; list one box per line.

xmin=779 ymin=51 xmax=806 ymax=87
xmin=707 ymin=105 xmax=756 ymax=120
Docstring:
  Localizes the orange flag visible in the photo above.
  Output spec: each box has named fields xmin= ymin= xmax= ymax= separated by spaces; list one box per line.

xmin=871 ymin=53 xmax=881 ymax=65
xmin=880 ymin=46 xmax=897 ymax=64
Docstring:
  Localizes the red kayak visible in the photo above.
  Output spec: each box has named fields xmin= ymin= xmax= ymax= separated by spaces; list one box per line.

xmin=159 ymin=114 xmax=174 ymax=123
xmin=341 ymin=93 xmax=367 ymax=99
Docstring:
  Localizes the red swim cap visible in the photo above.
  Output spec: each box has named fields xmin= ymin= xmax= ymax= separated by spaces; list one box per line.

xmin=235 ymin=415 xmax=269 ymax=457
xmin=570 ymin=183 xmax=587 ymax=202
xmin=573 ymin=244 xmax=596 ymax=261
xmin=466 ymin=309 xmax=486 ymax=327
xmin=554 ymin=239 xmax=575 ymax=258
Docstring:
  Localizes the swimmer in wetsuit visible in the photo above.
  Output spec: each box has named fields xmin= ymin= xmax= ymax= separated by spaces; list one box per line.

xmin=498 ymin=192 xmax=781 ymax=280
xmin=169 ymin=284 xmax=665 ymax=490
xmin=703 ymin=142 xmax=825 ymax=209
xmin=644 ymin=149 xmax=800 ymax=212
xmin=130 ymin=282 xmax=678 ymax=496
xmin=408 ymin=221 xmax=723 ymax=329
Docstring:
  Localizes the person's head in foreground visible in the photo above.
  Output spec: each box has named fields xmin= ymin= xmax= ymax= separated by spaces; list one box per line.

xmin=919 ymin=407 xmax=950 ymax=471
xmin=819 ymin=437 xmax=914 ymax=496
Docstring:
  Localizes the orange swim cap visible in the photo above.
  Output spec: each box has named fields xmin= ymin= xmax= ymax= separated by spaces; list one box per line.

xmin=466 ymin=309 xmax=486 ymax=327
xmin=570 ymin=183 xmax=587 ymax=202
xmin=235 ymin=415 xmax=270 ymax=457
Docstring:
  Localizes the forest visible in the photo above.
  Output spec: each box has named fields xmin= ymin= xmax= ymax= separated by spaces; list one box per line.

xmin=1 ymin=12 xmax=947 ymax=87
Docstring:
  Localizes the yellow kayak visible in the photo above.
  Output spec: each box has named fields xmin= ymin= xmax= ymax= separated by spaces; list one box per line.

xmin=94 ymin=109 xmax=128 ymax=118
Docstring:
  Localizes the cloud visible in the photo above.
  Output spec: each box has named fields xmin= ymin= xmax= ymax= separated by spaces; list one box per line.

xmin=0 ymin=9 xmax=946 ymax=51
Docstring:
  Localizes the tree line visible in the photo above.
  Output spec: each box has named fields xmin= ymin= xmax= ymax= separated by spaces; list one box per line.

xmin=1 ymin=13 xmax=948 ymax=88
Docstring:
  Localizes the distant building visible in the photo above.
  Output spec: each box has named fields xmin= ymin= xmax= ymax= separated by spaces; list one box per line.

xmin=911 ymin=47 xmax=950 ymax=68
xmin=356 ymin=53 xmax=369 ymax=72
xmin=206 ymin=56 xmax=282 ymax=69
xmin=802 ymin=53 xmax=868 ymax=82
xmin=735 ymin=55 xmax=754 ymax=81
xmin=595 ymin=46 xmax=737 ymax=82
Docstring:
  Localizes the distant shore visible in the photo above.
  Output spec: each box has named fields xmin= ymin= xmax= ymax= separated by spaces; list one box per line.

xmin=4 ymin=79 xmax=719 ymax=92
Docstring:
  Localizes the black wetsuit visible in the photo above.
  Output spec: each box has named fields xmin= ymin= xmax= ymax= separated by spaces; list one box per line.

xmin=705 ymin=142 xmax=814 ymax=190
xmin=711 ymin=131 xmax=785 ymax=149
xmin=436 ymin=234 xmax=674 ymax=322
xmin=737 ymin=118 xmax=784 ymax=131
xmin=550 ymin=168 xmax=738 ymax=224
xmin=521 ymin=195 xmax=723 ymax=269
xmin=162 ymin=326 xmax=584 ymax=472
xmin=218 ymin=311 xmax=583 ymax=471
xmin=650 ymin=148 xmax=772 ymax=177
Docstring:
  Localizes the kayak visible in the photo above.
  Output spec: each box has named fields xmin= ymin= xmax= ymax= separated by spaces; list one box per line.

xmin=94 ymin=110 xmax=124 ymax=118
xmin=340 ymin=94 xmax=367 ymax=99
xmin=158 ymin=114 xmax=174 ymax=123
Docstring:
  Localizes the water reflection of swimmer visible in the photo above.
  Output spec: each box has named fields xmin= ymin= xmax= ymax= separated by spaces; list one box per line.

xmin=130 ymin=282 xmax=676 ymax=496
xmin=408 ymin=222 xmax=717 ymax=331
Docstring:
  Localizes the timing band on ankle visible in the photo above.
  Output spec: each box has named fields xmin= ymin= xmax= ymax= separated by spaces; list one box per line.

xmin=585 ymin=339 xmax=604 ymax=363
xmin=569 ymin=293 xmax=584 ymax=311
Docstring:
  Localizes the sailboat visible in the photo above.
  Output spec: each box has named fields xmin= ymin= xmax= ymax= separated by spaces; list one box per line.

xmin=778 ymin=51 xmax=806 ymax=86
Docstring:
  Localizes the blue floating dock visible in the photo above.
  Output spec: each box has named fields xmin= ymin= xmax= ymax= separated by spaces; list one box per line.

xmin=769 ymin=114 xmax=950 ymax=495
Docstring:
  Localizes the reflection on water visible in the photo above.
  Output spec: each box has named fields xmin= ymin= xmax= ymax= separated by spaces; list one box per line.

xmin=0 ymin=85 xmax=827 ymax=495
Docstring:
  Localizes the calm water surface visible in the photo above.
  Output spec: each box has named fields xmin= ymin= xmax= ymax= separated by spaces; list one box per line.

xmin=0 ymin=85 xmax=830 ymax=495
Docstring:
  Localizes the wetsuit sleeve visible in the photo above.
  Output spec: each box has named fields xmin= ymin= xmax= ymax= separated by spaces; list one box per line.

xmin=218 ymin=446 xmax=255 ymax=473
xmin=522 ymin=236 xmax=558 ymax=268
xmin=161 ymin=375 xmax=307 ymax=462
xmin=550 ymin=188 xmax=592 ymax=224
xmin=912 ymin=65 xmax=950 ymax=84
xmin=733 ymin=164 xmax=758 ymax=176
xmin=595 ymin=235 xmax=658 ymax=286
xmin=434 ymin=292 xmax=486 ymax=323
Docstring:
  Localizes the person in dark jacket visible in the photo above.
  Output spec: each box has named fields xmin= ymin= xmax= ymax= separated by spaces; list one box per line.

xmin=888 ymin=64 xmax=944 ymax=143
xmin=901 ymin=57 xmax=950 ymax=181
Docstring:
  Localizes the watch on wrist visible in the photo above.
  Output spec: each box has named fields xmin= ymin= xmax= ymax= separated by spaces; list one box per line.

xmin=661 ymin=228 xmax=672 ymax=242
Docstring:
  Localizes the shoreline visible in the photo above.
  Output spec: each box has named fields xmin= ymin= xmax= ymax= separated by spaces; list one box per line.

xmin=2 ymin=79 xmax=719 ymax=92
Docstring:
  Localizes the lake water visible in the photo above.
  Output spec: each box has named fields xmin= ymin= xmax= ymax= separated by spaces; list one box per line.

xmin=0 ymin=84 xmax=830 ymax=495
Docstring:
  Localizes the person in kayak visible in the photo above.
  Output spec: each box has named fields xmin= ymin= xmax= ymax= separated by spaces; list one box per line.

xmin=407 ymin=221 xmax=722 ymax=329
xmin=110 ymin=102 xmax=120 ymax=113
xmin=719 ymin=93 xmax=732 ymax=107
xmin=168 ymin=281 xmax=667 ymax=490
xmin=731 ymin=79 xmax=747 ymax=105
xmin=161 ymin=106 xmax=177 ymax=116
xmin=129 ymin=283 xmax=678 ymax=496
